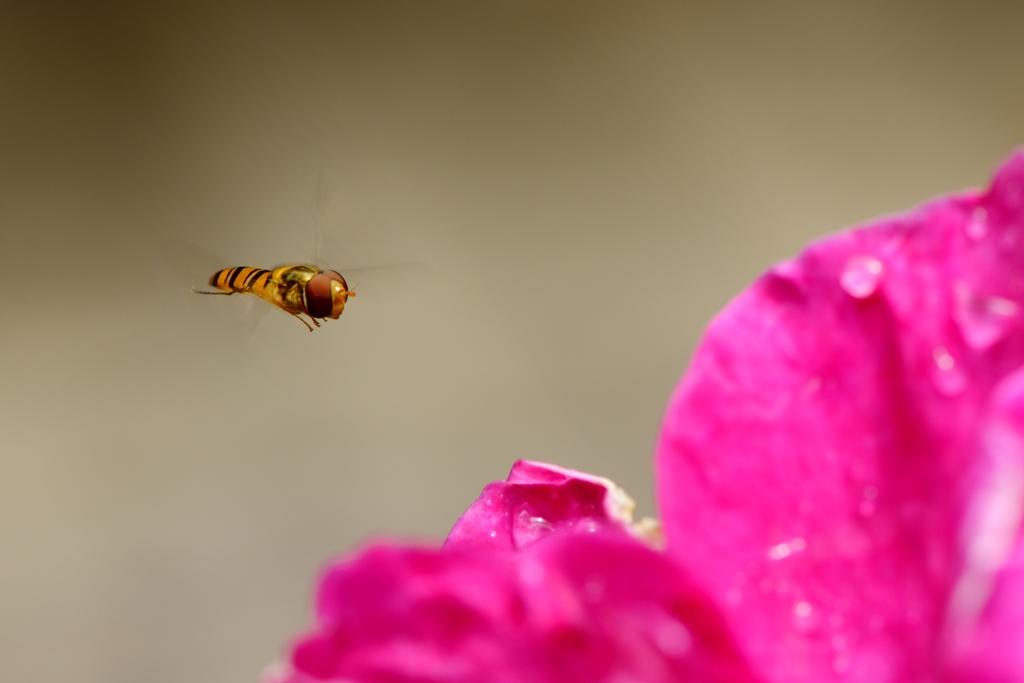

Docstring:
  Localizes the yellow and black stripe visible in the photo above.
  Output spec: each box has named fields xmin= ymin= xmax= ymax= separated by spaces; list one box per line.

xmin=195 ymin=263 xmax=345 ymax=332
xmin=210 ymin=267 xmax=272 ymax=293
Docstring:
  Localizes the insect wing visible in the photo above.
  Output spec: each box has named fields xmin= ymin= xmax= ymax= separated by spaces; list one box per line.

xmin=160 ymin=237 xmax=272 ymax=337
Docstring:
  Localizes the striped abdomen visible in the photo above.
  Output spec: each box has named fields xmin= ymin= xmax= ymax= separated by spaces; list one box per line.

xmin=210 ymin=267 xmax=273 ymax=294
xmin=196 ymin=264 xmax=352 ymax=331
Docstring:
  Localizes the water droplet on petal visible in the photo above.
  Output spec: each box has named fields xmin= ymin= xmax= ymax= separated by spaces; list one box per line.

xmin=966 ymin=207 xmax=989 ymax=240
xmin=934 ymin=347 xmax=954 ymax=371
xmin=792 ymin=600 xmax=820 ymax=633
xmin=769 ymin=537 xmax=807 ymax=559
xmin=954 ymin=282 xmax=1019 ymax=350
xmin=655 ymin=619 xmax=692 ymax=657
xmin=840 ymin=255 xmax=885 ymax=299
xmin=931 ymin=346 xmax=968 ymax=396
xmin=512 ymin=507 xmax=554 ymax=549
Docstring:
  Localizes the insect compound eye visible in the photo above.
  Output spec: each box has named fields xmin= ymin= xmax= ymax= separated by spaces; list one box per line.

xmin=323 ymin=269 xmax=349 ymax=292
xmin=305 ymin=274 xmax=334 ymax=318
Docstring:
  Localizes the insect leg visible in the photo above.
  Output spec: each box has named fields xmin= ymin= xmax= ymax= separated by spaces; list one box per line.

xmin=289 ymin=313 xmax=315 ymax=332
xmin=191 ymin=287 xmax=233 ymax=295
xmin=246 ymin=287 xmax=320 ymax=332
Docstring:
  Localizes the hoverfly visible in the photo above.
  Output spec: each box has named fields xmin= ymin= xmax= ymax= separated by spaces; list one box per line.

xmin=192 ymin=265 xmax=355 ymax=332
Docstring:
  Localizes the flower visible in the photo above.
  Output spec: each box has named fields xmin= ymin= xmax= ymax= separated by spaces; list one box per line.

xmin=267 ymin=461 xmax=757 ymax=683
xmin=269 ymin=150 xmax=1024 ymax=683
xmin=657 ymin=149 xmax=1024 ymax=683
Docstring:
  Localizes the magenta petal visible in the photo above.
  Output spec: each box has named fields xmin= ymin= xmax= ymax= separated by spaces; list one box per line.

xmin=445 ymin=460 xmax=639 ymax=554
xmin=657 ymin=151 xmax=1024 ymax=682
xmin=944 ymin=367 xmax=1024 ymax=682
xmin=272 ymin=532 xmax=759 ymax=683
xmin=271 ymin=462 xmax=758 ymax=682
xmin=948 ymin=539 xmax=1024 ymax=683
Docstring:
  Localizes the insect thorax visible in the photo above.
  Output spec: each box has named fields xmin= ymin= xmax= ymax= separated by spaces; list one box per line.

xmin=272 ymin=265 xmax=319 ymax=313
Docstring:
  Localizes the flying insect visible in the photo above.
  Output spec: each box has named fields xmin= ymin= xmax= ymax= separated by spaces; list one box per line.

xmin=192 ymin=265 xmax=355 ymax=331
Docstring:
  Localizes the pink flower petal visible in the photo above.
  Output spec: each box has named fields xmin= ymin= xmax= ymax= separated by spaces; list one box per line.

xmin=657 ymin=150 xmax=1024 ymax=682
xmin=944 ymin=367 xmax=1024 ymax=682
xmin=272 ymin=463 xmax=758 ymax=683
xmin=444 ymin=460 xmax=642 ymax=555
xmin=947 ymin=539 xmax=1024 ymax=683
xmin=273 ymin=533 xmax=757 ymax=683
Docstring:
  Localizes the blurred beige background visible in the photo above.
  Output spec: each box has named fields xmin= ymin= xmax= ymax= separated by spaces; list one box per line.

xmin=1 ymin=1 xmax=1022 ymax=681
